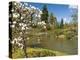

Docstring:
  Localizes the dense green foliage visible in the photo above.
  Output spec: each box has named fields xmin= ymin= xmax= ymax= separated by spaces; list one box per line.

xmin=41 ymin=5 xmax=48 ymax=23
xmin=60 ymin=18 xmax=64 ymax=28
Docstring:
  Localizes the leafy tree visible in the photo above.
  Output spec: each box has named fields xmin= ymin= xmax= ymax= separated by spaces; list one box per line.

xmin=41 ymin=5 xmax=48 ymax=23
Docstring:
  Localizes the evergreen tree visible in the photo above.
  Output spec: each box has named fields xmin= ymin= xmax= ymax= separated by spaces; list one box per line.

xmin=60 ymin=18 xmax=64 ymax=28
xmin=41 ymin=5 xmax=48 ymax=23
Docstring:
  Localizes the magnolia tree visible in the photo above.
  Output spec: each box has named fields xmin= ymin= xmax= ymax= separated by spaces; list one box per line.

xmin=9 ymin=1 xmax=42 ymax=58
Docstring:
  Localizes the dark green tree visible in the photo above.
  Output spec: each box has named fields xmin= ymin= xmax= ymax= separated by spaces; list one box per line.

xmin=60 ymin=18 xmax=64 ymax=28
xmin=41 ymin=5 xmax=48 ymax=23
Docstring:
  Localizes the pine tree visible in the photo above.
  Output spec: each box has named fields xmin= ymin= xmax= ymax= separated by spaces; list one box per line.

xmin=60 ymin=18 xmax=64 ymax=28
xmin=41 ymin=5 xmax=48 ymax=23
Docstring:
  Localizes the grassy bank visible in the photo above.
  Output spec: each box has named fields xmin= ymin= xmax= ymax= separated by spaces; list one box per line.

xmin=12 ymin=47 xmax=67 ymax=59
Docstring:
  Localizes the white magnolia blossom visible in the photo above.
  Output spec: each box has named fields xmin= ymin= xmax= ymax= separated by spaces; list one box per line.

xmin=11 ymin=9 xmax=14 ymax=12
xmin=14 ymin=2 xmax=17 ymax=5
xmin=42 ymin=21 xmax=46 ymax=25
xmin=37 ymin=8 xmax=42 ymax=14
xmin=18 ymin=43 xmax=23 ymax=49
xmin=19 ymin=3 xmax=22 ymax=8
xmin=27 ymin=37 xmax=30 ymax=40
xmin=35 ymin=14 xmax=38 ymax=17
xmin=11 ymin=37 xmax=23 ymax=49
xmin=39 ymin=10 xmax=42 ymax=14
xmin=20 ymin=32 xmax=22 ymax=35
xmin=38 ymin=14 xmax=41 ymax=18
xmin=19 ymin=22 xmax=29 ymax=30
xmin=37 ymin=22 xmax=42 ymax=25
xmin=14 ymin=38 xmax=17 ymax=41
xmin=13 ymin=37 xmax=22 ymax=42
xmin=11 ymin=40 xmax=15 ymax=44
xmin=26 ymin=26 xmax=29 ymax=30
xmin=31 ymin=6 xmax=36 ymax=10
xmin=19 ymin=23 xmax=24 ymax=26
xmin=29 ymin=21 xmax=31 ymax=23
xmin=13 ymin=13 xmax=20 ymax=18
xmin=19 ymin=23 xmax=22 ymax=26
xmin=11 ymin=38 xmax=17 ymax=44
xmin=11 ymin=25 xmax=15 ymax=28
xmin=23 ymin=20 xmax=26 ymax=22
xmin=25 ymin=7 xmax=31 ymax=10
xmin=18 ymin=36 xmax=22 ymax=41
xmin=21 ymin=16 xmax=24 ymax=20
xmin=21 ymin=26 xmax=25 ymax=30
xmin=13 ymin=21 xmax=16 ymax=24
xmin=23 ymin=24 xmax=27 ymax=27
xmin=43 ymin=25 xmax=46 ymax=29
xmin=11 ymin=2 xmax=47 ymax=50
xmin=38 ymin=21 xmax=46 ymax=26
xmin=21 ymin=45 xmax=24 ymax=49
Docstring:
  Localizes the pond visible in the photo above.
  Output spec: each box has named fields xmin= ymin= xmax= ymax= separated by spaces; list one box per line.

xmin=27 ymin=31 xmax=78 ymax=55
xmin=39 ymin=32 xmax=78 ymax=55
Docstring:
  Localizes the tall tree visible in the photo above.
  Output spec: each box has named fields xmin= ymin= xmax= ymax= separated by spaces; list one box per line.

xmin=69 ymin=7 xmax=78 ymax=27
xmin=41 ymin=5 xmax=48 ymax=23
xmin=60 ymin=18 xmax=64 ymax=28
xmin=50 ymin=13 xmax=54 ymax=24
xmin=49 ymin=13 xmax=57 ymax=28
xmin=71 ymin=11 xmax=78 ymax=25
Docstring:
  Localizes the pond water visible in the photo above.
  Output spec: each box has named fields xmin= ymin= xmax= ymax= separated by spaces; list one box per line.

xmin=38 ymin=32 xmax=78 ymax=55
xmin=27 ymin=31 xmax=78 ymax=55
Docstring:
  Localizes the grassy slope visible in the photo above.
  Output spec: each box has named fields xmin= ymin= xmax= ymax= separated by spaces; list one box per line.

xmin=12 ymin=48 xmax=67 ymax=59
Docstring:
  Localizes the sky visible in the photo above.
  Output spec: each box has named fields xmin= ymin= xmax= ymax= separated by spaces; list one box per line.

xmin=27 ymin=2 xmax=78 ymax=23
